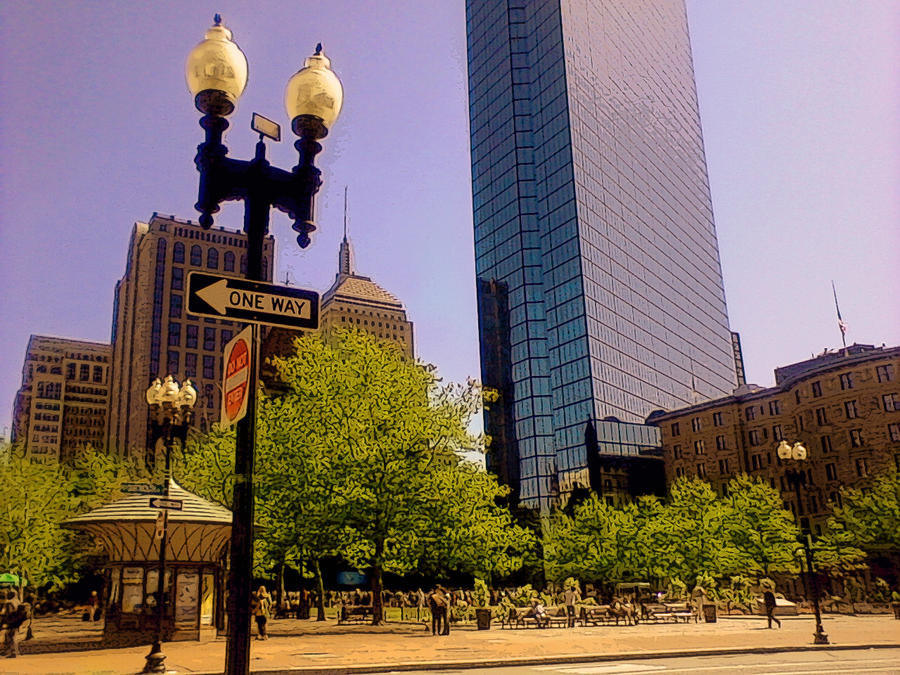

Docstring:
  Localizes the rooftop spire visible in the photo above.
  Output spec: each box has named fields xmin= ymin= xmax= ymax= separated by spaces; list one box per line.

xmin=338 ymin=186 xmax=353 ymax=277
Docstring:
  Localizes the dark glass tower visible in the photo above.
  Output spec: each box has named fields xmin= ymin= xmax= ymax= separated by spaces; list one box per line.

xmin=467 ymin=0 xmax=736 ymax=510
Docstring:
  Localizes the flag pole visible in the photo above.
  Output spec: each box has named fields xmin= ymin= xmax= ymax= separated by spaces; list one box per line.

xmin=832 ymin=280 xmax=847 ymax=350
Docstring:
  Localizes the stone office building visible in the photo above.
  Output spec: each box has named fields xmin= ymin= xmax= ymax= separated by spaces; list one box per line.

xmin=106 ymin=213 xmax=274 ymax=463
xmin=648 ymin=344 xmax=900 ymax=534
xmin=11 ymin=335 xmax=111 ymax=462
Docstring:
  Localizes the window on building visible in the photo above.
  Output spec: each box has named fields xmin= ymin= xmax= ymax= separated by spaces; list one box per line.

xmin=207 ymin=248 xmax=218 ymax=269
xmin=671 ymin=422 xmax=680 ymax=437
xmin=167 ymin=350 xmax=180 ymax=375
xmin=745 ymin=407 xmax=756 ymax=421
xmin=173 ymin=242 xmax=185 ymax=263
xmin=815 ymin=407 xmax=828 ymax=426
xmin=93 ymin=365 xmax=102 ymax=383
xmin=186 ymin=325 xmax=198 ymax=349
xmin=80 ymin=364 xmax=89 ymax=381
xmin=797 ymin=415 xmax=806 ymax=432
xmin=769 ymin=400 xmax=781 ymax=415
xmin=672 ymin=444 xmax=682 ymax=459
xmin=696 ymin=463 xmax=707 ymax=478
xmin=716 ymin=435 xmax=726 ymax=450
xmin=170 ymin=294 xmax=182 ymax=318
xmin=829 ymin=491 xmax=843 ymax=508
xmin=712 ymin=411 xmax=723 ymax=427
xmin=191 ymin=245 xmax=202 ymax=266
xmin=845 ymin=400 xmax=859 ymax=419
xmin=205 ymin=383 xmax=214 ymax=409
xmin=168 ymin=322 xmax=181 ymax=346
xmin=820 ymin=435 xmax=833 ymax=453
xmin=795 ymin=390 xmax=802 ymax=404
xmin=876 ymin=364 xmax=894 ymax=383
xmin=172 ymin=267 xmax=183 ymax=290
xmin=220 ymin=330 xmax=233 ymax=349
xmin=882 ymin=393 xmax=899 ymax=412
xmin=808 ymin=494 xmax=819 ymax=513
xmin=751 ymin=454 xmax=764 ymax=470
xmin=749 ymin=429 xmax=762 ymax=446
xmin=889 ymin=423 xmax=900 ymax=443
xmin=240 ymin=255 xmax=247 ymax=275
xmin=718 ymin=458 xmax=730 ymax=474
xmin=691 ymin=417 xmax=702 ymax=432
xmin=203 ymin=355 xmax=215 ymax=379
xmin=811 ymin=381 xmax=822 ymax=397
xmin=224 ymin=251 xmax=235 ymax=272
xmin=204 ymin=327 xmax=216 ymax=351
xmin=825 ymin=463 xmax=838 ymax=480
xmin=839 ymin=372 xmax=854 ymax=390
xmin=694 ymin=439 xmax=705 ymax=455
xmin=66 ymin=363 xmax=75 ymax=379
xmin=773 ymin=424 xmax=784 ymax=441
xmin=184 ymin=353 xmax=196 ymax=378
xmin=855 ymin=458 xmax=868 ymax=477
xmin=850 ymin=429 xmax=864 ymax=448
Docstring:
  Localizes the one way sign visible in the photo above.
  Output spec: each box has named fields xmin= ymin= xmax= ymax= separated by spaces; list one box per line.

xmin=187 ymin=272 xmax=319 ymax=330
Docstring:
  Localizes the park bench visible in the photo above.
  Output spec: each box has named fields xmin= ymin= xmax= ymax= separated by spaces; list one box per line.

xmin=641 ymin=602 xmax=675 ymax=623
xmin=502 ymin=606 xmax=569 ymax=628
xmin=338 ymin=605 xmax=373 ymax=624
xmin=663 ymin=602 xmax=697 ymax=623
xmin=579 ymin=605 xmax=611 ymax=626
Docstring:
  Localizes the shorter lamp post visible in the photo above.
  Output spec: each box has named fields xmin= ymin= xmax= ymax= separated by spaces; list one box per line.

xmin=142 ymin=375 xmax=197 ymax=674
xmin=777 ymin=439 xmax=829 ymax=645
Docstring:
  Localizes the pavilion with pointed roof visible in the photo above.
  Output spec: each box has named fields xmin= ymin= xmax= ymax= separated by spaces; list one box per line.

xmin=65 ymin=480 xmax=231 ymax=641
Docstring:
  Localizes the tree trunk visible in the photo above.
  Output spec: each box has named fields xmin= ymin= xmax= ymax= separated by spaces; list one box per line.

xmin=277 ymin=561 xmax=285 ymax=615
xmin=313 ymin=558 xmax=326 ymax=621
xmin=370 ymin=539 xmax=385 ymax=625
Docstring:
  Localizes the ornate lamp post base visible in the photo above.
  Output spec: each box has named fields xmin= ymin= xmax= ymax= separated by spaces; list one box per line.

xmin=813 ymin=627 xmax=830 ymax=644
xmin=143 ymin=640 xmax=167 ymax=673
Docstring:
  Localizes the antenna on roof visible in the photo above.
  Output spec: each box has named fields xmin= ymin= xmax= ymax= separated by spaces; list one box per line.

xmin=343 ymin=185 xmax=349 ymax=241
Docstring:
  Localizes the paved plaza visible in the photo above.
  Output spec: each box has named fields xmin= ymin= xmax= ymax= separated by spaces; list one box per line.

xmin=4 ymin=612 xmax=899 ymax=674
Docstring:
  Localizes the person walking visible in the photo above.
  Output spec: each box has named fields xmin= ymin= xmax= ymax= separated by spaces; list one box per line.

xmin=1 ymin=591 xmax=26 ymax=658
xmin=416 ymin=588 xmax=426 ymax=622
xmin=251 ymin=586 xmax=272 ymax=640
xmin=428 ymin=586 xmax=449 ymax=636
xmin=763 ymin=587 xmax=781 ymax=629
xmin=563 ymin=584 xmax=580 ymax=628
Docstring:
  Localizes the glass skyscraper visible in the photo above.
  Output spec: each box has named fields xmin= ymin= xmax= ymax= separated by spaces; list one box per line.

xmin=467 ymin=0 xmax=736 ymax=510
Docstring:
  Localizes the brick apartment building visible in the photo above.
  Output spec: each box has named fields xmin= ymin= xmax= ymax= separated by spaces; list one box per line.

xmin=11 ymin=335 xmax=111 ymax=462
xmin=648 ymin=344 xmax=900 ymax=534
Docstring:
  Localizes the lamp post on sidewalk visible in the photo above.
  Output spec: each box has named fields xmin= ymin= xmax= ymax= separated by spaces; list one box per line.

xmin=185 ymin=15 xmax=342 ymax=675
xmin=142 ymin=376 xmax=197 ymax=673
xmin=776 ymin=439 xmax=829 ymax=645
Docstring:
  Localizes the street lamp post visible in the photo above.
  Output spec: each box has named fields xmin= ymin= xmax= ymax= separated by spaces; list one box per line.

xmin=142 ymin=376 xmax=197 ymax=674
xmin=185 ymin=16 xmax=342 ymax=675
xmin=776 ymin=439 xmax=829 ymax=645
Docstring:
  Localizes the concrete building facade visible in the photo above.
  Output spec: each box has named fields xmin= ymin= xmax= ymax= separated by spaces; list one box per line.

xmin=466 ymin=0 xmax=735 ymax=509
xmin=12 ymin=335 xmax=111 ymax=462
xmin=106 ymin=213 xmax=274 ymax=462
xmin=649 ymin=344 xmax=900 ymax=534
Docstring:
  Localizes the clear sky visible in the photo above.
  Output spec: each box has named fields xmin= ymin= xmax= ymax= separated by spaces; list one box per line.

xmin=1 ymin=1 xmax=898 ymax=436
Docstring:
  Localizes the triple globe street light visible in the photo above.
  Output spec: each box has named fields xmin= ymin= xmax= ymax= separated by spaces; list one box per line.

xmin=185 ymin=15 xmax=343 ymax=675
xmin=142 ymin=376 xmax=197 ymax=673
xmin=776 ymin=439 xmax=829 ymax=645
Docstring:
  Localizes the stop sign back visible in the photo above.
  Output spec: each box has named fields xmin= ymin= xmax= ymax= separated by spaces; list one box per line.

xmin=222 ymin=326 xmax=253 ymax=425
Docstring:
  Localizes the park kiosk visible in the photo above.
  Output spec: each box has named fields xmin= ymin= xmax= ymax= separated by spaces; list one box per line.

xmin=65 ymin=480 xmax=231 ymax=642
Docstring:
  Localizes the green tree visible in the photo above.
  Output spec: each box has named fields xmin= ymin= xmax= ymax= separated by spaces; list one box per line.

xmin=724 ymin=474 xmax=801 ymax=577
xmin=827 ymin=470 xmax=900 ymax=552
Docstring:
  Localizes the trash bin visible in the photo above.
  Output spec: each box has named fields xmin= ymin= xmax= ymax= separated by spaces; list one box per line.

xmin=892 ymin=603 xmax=900 ymax=620
xmin=475 ymin=608 xmax=492 ymax=630
xmin=702 ymin=604 xmax=717 ymax=623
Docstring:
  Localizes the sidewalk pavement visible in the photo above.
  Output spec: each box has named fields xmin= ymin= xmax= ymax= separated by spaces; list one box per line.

xmin=5 ymin=613 xmax=899 ymax=675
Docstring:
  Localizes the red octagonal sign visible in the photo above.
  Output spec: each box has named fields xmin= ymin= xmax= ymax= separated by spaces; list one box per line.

xmin=222 ymin=326 xmax=252 ymax=425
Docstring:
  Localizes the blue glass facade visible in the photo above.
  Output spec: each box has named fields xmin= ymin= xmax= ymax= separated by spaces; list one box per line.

xmin=467 ymin=0 xmax=736 ymax=510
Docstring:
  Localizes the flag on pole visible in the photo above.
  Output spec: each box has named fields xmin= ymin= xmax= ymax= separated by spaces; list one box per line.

xmin=832 ymin=281 xmax=848 ymax=347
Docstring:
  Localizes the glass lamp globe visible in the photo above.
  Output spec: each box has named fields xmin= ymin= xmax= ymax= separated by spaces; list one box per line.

xmin=160 ymin=375 xmax=180 ymax=404
xmin=186 ymin=15 xmax=249 ymax=116
xmin=776 ymin=440 xmax=792 ymax=460
xmin=792 ymin=442 xmax=808 ymax=461
xmin=284 ymin=44 xmax=343 ymax=137
xmin=145 ymin=378 xmax=162 ymax=406
xmin=178 ymin=379 xmax=198 ymax=409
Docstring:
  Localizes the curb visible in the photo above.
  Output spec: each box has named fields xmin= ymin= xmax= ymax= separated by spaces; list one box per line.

xmin=190 ymin=642 xmax=900 ymax=675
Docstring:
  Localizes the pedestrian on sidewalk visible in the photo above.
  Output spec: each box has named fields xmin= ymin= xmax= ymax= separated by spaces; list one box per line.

xmin=428 ymin=586 xmax=449 ymax=636
xmin=763 ymin=588 xmax=781 ymax=629
xmin=1 ymin=590 xmax=26 ymax=658
xmin=563 ymin=584 xmax=580 ymax=627
xmin=252 ymin=586 xmax=272 ymax=640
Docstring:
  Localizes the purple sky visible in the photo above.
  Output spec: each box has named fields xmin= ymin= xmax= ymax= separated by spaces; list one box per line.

xmin=1 ymin=1 xmax=898 ymax=436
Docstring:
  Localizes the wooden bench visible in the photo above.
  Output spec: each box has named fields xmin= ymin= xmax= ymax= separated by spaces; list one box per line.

xmin=641 ymin=603 xmax=675 ymax=623
xmin=338 ymin=605 xmax=373 ymax=623
xmin=664 ymin=602 xmax=697 ymax=623
xmin=503 ymin=606 xmax=570 ymax=628
xmin=579 ymin=605 xmax=611 ymax=626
